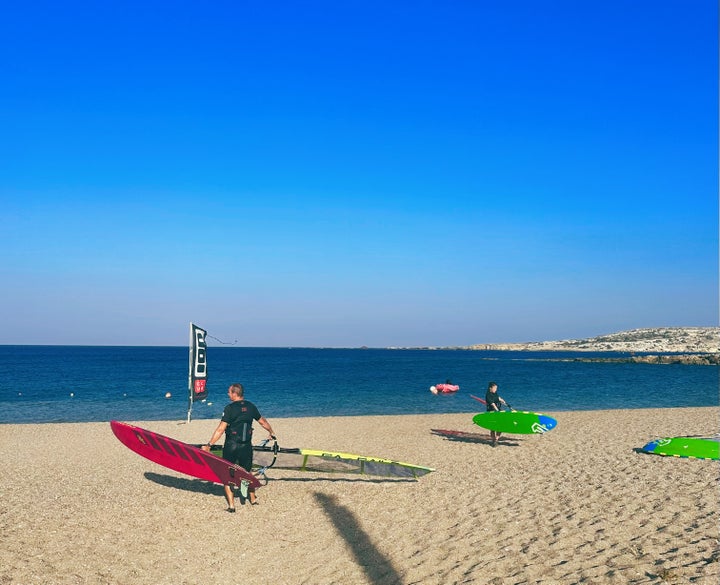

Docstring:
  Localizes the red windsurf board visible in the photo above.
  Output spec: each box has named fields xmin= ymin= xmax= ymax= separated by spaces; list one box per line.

xmin=110 ymin=420 xmax=261 ymax=489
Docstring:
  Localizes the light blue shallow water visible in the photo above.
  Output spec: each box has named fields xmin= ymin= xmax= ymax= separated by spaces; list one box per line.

xmin=0 ymin=346 xmax=716 ymax=424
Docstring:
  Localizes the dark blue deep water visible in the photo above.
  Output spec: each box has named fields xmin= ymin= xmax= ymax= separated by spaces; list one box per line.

xmin=0 ymin=346 xmax=717 ymax=424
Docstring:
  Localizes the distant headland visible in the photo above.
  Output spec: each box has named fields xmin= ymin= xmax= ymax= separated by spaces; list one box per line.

xmin=390 ymin=327 xmax=720 ymax=365
xmin=467 ymin=327 xmax=719 ymax=354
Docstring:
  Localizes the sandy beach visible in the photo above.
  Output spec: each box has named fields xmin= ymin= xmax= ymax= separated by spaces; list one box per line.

xmin=1 ymin=407 xmax=718 ymax=584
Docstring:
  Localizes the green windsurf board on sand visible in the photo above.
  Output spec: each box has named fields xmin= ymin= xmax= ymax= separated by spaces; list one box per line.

xmin=640 ymin=436 xmax=719 ymax=460
xmin=472 ymin=411 xmax=557 ymax=434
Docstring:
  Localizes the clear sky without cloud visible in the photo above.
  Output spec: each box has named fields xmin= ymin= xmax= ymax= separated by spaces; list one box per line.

xmin=1 ymin=1 xmax=717 ymax=347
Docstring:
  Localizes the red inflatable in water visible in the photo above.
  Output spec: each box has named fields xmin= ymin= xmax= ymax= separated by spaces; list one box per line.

xmin=430 ymin=383 xmax=460 ymax=394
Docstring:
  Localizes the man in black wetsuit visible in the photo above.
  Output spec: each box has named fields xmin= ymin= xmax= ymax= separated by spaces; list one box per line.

xmin=202 ymin=383 xmax=276 ymax=511
xmin=485 ymin=381 xmax=507 ymax=447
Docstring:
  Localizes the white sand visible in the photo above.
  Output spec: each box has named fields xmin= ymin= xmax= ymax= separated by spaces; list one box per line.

xmin=1 ymin=407 xmax=718 ymax=584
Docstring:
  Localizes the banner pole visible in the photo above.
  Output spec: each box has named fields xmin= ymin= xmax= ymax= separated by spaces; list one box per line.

xmin=187 ymin=322 xmax=193 ymax=423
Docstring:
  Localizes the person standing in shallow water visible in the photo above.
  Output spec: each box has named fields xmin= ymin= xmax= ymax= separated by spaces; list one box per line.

xmin=202 ymin=383 xmax=276 ymax=512
xmin=485 ymin=381 xmax=507 ymax=447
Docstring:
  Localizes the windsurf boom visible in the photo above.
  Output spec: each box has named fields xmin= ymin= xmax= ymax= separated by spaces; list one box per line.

xmin=209 ymin=444 xmax=434 ymax=479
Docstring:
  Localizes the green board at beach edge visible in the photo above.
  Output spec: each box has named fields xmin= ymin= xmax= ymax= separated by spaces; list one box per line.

xmin=640 ymin=437 xmax=719 ymax=460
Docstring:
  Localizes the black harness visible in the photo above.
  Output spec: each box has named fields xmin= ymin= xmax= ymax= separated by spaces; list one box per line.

xmin=226 ymin=421 xmax=253 ymax=444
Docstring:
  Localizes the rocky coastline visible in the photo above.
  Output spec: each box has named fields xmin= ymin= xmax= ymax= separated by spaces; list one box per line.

xmin=468 ymin=327 xmax=718 ymax=353
xmin=392 ymin=327 xmax=720 ymax=364
xmin=562 ymin=353 xmax=719 ymax=366
xmin=473 ymin=327 xmax=720 ymax=365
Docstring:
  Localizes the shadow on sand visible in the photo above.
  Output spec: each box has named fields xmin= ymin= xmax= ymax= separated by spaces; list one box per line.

xmin=144 ymin=472 xmax=224 ymax=495
xmin=314 ymin=491 xmax=403 ymax=585
xmin=430 ymin=428 xmax=523 ymax=447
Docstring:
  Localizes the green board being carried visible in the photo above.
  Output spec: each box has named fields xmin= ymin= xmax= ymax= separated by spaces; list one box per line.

xmin=472 ymin=410 xmax=557 ymax=435
xmin=640 ymin=436 xmax=719 ymax=460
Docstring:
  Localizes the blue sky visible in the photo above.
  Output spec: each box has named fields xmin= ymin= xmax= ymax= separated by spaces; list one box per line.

xmin=2 ymin=1 xmax=717 ymax=347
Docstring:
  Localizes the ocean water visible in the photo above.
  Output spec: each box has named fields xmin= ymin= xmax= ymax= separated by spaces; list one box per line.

xmin=0 ymin=346 xmax=717 ymax=424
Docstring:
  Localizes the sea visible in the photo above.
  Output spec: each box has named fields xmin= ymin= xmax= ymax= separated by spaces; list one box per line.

xmin=0 ymin=345 xmax=717 ymax=424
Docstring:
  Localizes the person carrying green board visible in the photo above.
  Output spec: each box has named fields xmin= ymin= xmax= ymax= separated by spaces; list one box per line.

xmin=485 ymin=381 xmax=508 ymax=447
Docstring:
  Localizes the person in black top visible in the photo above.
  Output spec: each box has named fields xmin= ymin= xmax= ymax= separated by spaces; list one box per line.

xmin=485 ymin=381 xmax=507 ymax=447
xmin=202 ymin=383 xmax=276 ymax=511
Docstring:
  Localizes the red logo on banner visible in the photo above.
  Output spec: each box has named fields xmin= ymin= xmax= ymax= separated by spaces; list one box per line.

xmin=194 ymin=380 xmax=207 ymax=396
